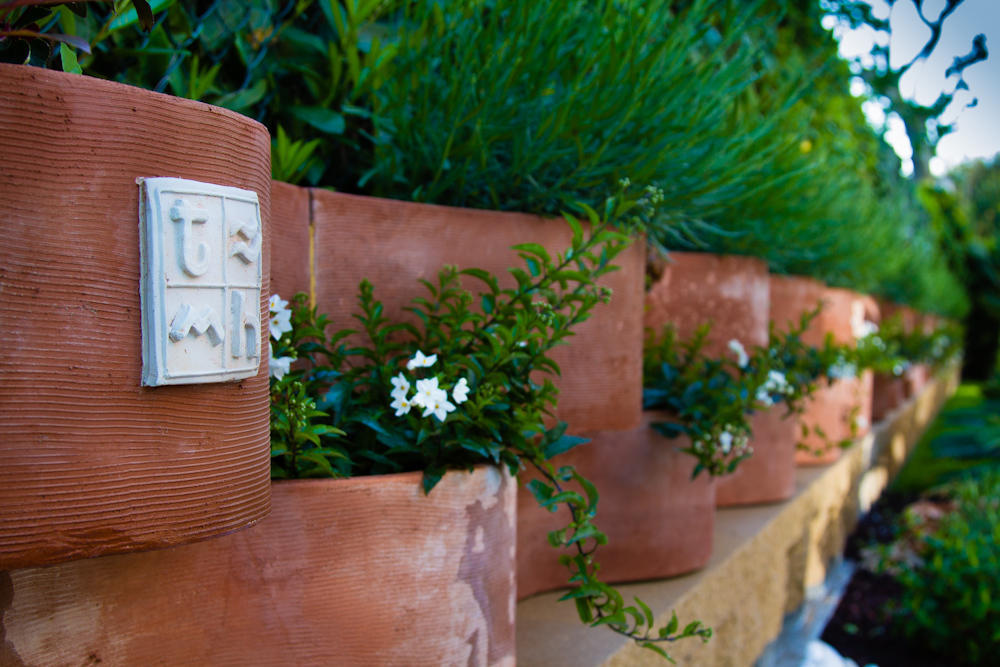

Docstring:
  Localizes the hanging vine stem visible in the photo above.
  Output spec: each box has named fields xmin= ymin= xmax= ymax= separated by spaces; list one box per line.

xmin=525 ymin=457 xmax=713 ymax=660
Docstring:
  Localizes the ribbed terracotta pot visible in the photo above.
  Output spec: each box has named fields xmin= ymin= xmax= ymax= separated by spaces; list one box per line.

xmin=516 ymin=413 xmax=715 ymax=600
xmin=0 ymin=65 xmax=272 ymax=569
xmin=716 ymin=408 xmax=799 ymax=507
xmin=874 ymin=299 xmax=925 ymax=411
xmin=769 ymin=278 xmax=875 ymax=465
xmin=904 ymin=364 xmax=931 ymax=398
xmin=646 ymin=252 xmax=797 ymax=505
xmin=872 ymin=372 xmax=908 ymax=422
xmin=645 ymin=251 xmax=770 ymax=355
xmin=269 ymin=186 xmax=644 ymax=433
xmin=1 ymin=466 xmax=516 ymax=666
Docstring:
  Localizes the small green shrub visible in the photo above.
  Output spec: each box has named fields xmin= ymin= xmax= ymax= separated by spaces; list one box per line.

xmin=269 ymin=197 xmax=711 ymax=659
xmin=892 ymin=469 xmax=1000 ymax=664
xmin=642 ymin=312 xmax=833 ymax=476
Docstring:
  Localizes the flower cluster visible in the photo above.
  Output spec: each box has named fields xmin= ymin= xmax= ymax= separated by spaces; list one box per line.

xmin=755 ymin=369 xmax=792 ymax=406
xmin=389 ymin=350 xmax=470 ymax=422
xmin=691 ymin=424 xmax=751 ymax=467
xmin=728 ymin=339 xmax=750 ymax=368
xmin=827 ymin=355 xmax=859 ymax=380
xmin=269 ymin=294 xmax=295 ymax=380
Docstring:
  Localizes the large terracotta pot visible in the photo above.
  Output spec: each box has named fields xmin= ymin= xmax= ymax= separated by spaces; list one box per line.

xmin=0 ymin=65 xmax=272 ymax=569
xmin=769 ymin=277 xmax=875 ymax=465
xmin=1 ymin=466 xmax=516 ymax=666
xmin=716 ymin=408 xmax=799 ymax=507
xmin=646 ymin=252 xmax=797 ymax=505
xmin=875 ymin=299 xmax=928 ymax=408
xmin=516 ymin=412 xmax=715 ymax=600
xmin=645 ymin=251 xmax=770 ymax=355
xmin=269 ymin=186 xmax=644 ymax=434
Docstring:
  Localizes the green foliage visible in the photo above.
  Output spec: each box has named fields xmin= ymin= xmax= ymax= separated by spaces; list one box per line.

xmin=853 ymin=316 xmax=963 ymax=377
xmin=890 ymin=468 xmax=1000 ymax=665
xmin=892 ymin=385 xmax=998 ymax=495
xmin=269 ymin=205 xmax=709 ymax=657
xmin=0 ymin=0 xmax=156 ymax=70
xmin=643 ymin=326 xmax=756 ymax=477
xmin=269 ymin=295 xmax=352 ymax=478
xmin=363 ymin=0 xmax=768 ymax=230
xmin=75 ymin=0 xmax=398 ymax=188
xmin=642 ymin=310 xmax=851 ymax=475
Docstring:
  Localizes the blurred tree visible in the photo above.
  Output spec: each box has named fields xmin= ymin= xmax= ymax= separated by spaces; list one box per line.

xmin=920 ymin=156 xmax=1000 ymax=379
xmin=823 ymin=0 xmax=988 ymax=180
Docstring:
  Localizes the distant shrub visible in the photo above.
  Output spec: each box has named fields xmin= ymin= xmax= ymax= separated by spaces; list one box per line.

xmin=892 ymin=468 xmax=1000 ymax=664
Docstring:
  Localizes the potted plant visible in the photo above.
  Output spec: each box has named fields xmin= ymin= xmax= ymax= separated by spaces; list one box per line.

xmin=644 ymin=251 xmax=804 ymax=505
xmin=2 ymin=206 xmax=711 ymax=663
xmin=0 ymin=1 xmax=273 ymax=569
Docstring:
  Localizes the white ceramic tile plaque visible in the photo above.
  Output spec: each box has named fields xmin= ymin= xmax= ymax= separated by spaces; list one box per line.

xmin=139 ymin=177 xmax=262 ymax=386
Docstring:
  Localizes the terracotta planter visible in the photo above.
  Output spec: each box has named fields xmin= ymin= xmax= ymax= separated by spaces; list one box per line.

xmin=768 ymin=274 xmax=827 ymax=347
xmin=269 ymin=186 xmax=644 ymax=433
xmin=516 ymin=413 xmax=715 ymax=600
xmin=0 ymin=65 xmax=272 ymax=569
xmin=716 ymin=408 xmax=799 ymax=506
xmin=872 ymin=299 xmax=926 ymax=415
xmin=904 ymin=364 xmax=931 ymax=398
xmin=769 ymin=277 xmax=876 ymax=465
xmin=645 ymin=253 xmax=797 ymax=504
xmin=645 ymin=251 xmax=770 ymax=356
xmin=1 ymin=466 xmax=516 ymax=666
xmin=873 ymin=373 xmax=907 ymax=421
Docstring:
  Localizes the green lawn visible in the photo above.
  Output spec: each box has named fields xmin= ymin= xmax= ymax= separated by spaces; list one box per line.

xmin=892 ymin=383 xmax=1000 ymax=495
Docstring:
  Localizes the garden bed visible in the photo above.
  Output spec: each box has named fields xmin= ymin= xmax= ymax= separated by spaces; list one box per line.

xmin=515 ymin=362 xmax=959 ymax=666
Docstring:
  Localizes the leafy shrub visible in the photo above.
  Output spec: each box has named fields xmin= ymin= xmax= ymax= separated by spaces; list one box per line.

xmin=642 ymin=313 xmax=830 ymax=476
xmin=269 ymin=199 xmax=711 ymax=659
xmin=891 ymin=469 xmax=1000 ymax=664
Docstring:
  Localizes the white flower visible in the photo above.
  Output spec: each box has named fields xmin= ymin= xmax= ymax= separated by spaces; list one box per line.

xmin=764 ymin=370 xmax=790 ymax=394
xmin=422 ymin=394 xmax=457 ymax=422
xmin=269 ymin=344 xmax=294 ymax=380
xmin=852 ymin=315 xmax=879 ymax=340
xmin=269 ymin=294 xmax=289 ymax=312
xmin=855 ymin=414 xmax=869 ymax=431
xmin=390 ymin=393 xmax=413 ymax=417
xmin=269 ymin=294 xmax=293 ymax=340
xmin=390 ymin=373 xmax=410 ymax=400
xmin=719 ymin=430 xmax=734 ymax=454
xmin=412 ymin=377 xmax=445 ymax=408
xmin=452 ymin=378 xmax=470 ymax=404
xmin=728 ymin=339 xmax=749 ymax=368
xmin=828 ymin=358 xmax=858 ymax=380
xmin=755 ymin=386 xmax=775 ymax=406
xmin=406 ymin=350 xmax=437 ymax=370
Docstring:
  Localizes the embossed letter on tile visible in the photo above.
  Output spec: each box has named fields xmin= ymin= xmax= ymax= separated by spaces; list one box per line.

xmin=139 ymin=177 xmax=262 ymax=386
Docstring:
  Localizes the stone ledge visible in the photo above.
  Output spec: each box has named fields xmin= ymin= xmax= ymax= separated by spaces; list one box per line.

xmin=516 ymin=364 xmax=960 ymax=667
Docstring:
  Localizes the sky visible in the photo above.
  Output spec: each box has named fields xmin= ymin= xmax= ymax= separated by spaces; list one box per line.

xmin=828 ymin=0 xmax=1000 ymax=176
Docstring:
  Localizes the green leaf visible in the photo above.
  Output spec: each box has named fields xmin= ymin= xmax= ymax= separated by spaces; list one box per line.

xmin=108 ymin=0 xmax=175 ymax=32
xmin=422 ymin=467 xmax=445 ymax=494
xmin=59 ymin=43 xmax=81 ymax=74
xmin=641 ymin=643 xmax=673 ymax=662
xmin=636 ymin=597 xmax=655 ymax=630
xmin=542 ymin=433 xmax=589 ymax=460
xmin=291 ymin=106 xmax=347 ymax=135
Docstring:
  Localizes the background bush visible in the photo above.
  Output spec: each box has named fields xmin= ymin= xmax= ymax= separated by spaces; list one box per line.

xmin=893 ymin=468 xmax=1000 ymax=664
xmin=73 ymin=0 xmax=971 ymax=316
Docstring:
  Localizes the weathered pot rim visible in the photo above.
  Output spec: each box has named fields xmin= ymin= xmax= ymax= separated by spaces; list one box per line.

xmin=269 ymin=463 xmax=503 ymax=488
xmin=0 ymin=62 xmax=268 ymax=135
xmin=662 ymin=249 xmax=770 ymax=271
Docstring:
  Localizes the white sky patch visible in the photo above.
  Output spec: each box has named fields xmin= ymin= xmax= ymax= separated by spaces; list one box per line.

xmin=827 ymin=0 xmax=1000 ymax=173
xmin=884 ymin=112 xmax=915 ymax=176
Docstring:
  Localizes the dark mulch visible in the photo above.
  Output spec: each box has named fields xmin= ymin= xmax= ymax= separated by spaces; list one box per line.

xmin=820 ymin=489 xmax=946 ymax=667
